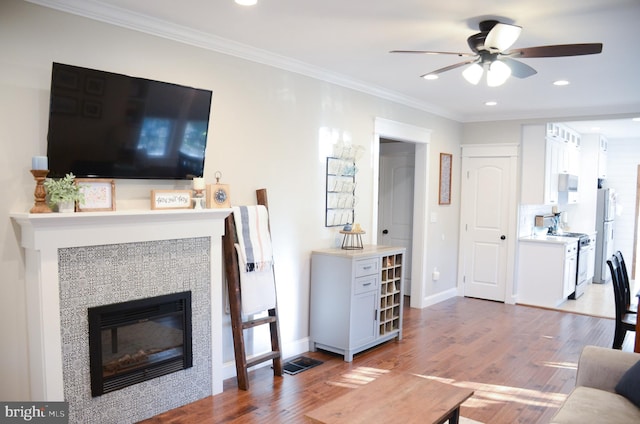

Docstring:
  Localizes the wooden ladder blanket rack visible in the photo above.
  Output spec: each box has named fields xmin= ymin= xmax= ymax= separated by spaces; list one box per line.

xmin=223 ymin=188 xmax=283 ymax=390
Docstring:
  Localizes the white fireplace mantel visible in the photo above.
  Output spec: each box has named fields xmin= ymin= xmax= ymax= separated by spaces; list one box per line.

xmin=11 ymin=208 xmax=230 ymax=401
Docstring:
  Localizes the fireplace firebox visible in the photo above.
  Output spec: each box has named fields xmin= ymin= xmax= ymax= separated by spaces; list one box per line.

xmin=88 ymin=291 xmax=193 ymax=397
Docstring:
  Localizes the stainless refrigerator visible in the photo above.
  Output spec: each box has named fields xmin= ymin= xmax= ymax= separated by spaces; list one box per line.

xmin=594 ymin=188 xmax=616 ymax=284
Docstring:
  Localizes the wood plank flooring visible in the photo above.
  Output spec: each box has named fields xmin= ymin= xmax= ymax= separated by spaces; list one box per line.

xmin=139 ymin=297 xmax=634 ymax=424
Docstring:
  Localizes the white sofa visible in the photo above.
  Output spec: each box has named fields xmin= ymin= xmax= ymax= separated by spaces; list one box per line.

xmin=551 ymin=345 xmax=640 ymax=423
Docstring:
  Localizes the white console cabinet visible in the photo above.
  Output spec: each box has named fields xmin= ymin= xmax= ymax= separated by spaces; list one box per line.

xmin=518 ymin=237 xmax=578 ymax=308
xmin=309 ymin=245 xmax=405 ymax=361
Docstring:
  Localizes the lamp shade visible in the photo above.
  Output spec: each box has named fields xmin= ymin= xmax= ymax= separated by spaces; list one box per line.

xmin=462 ymin=63 xmax=483 ymax=85
xmin=487 ymin=60 xmax=511 ymax=87
xmin=484 ymin=23 xmax=522 ymax=52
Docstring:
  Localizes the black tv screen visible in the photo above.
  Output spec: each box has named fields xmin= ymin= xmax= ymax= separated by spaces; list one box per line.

xmin=46 ymin=63 xmax=213 ymax=179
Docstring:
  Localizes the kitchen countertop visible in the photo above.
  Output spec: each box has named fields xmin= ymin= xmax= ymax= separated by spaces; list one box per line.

xmin=519 ymin=235 xmax=580 ymax=244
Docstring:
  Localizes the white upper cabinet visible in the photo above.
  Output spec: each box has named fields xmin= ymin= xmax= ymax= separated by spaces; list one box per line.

xmin=521 ymin=123 xmax=581 ymax=205
xmin=598 ymin=135 xmax=608 ymax=179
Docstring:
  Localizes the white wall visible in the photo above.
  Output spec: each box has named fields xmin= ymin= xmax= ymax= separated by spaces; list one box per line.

xmin=0 ymin=0 xmax=462 ymax=400
xmin=604 ymin=138 xmax=640 ymax=265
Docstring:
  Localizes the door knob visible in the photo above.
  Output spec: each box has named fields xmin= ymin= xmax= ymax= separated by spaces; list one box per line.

xmin=382 ymin=229 xmax=389 ymax=234
xmin=500 ymin=235 xmax=506 ymax=240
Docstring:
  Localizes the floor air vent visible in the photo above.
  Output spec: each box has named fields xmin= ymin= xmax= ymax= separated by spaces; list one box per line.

xmin=282 ymin=356 xmax=323 ymax=375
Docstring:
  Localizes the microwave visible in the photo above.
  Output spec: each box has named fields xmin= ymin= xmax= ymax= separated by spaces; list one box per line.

xmin=558 ymin=173 xmax=579 ymax=192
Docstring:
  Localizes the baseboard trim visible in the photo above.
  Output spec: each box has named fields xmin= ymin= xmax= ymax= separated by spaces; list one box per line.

xmin=222 ymin=337 xmax=311 ymax=381
xmin=421 ymin=287 xmax=458 ymax=308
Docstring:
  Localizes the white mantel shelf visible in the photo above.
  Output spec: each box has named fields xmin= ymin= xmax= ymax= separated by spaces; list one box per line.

xmin=11 ymin=208 xmax=231 ymax=401
xmin=12 ymin=208 xmax=232 ymax=250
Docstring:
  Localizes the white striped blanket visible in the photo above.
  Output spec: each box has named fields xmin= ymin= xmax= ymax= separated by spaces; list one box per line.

xmin=232 ymin=205 xmax=273 ymax=272
xmin=232 ymin=205 xmax=276 ymax=315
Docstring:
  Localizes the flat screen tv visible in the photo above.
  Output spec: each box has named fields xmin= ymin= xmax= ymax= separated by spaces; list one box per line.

xmin=46 ymin=63 xmax=213 ymax=179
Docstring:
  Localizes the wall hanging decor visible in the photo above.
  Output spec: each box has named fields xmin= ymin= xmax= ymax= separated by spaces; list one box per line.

xmin=439 ymin=153 xmax=452 ymax=205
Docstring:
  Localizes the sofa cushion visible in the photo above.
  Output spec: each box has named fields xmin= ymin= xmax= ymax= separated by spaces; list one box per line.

xmin=615 ymin=359 xmax=640 ymax=407
xmin=551 ymin=386 xmax=640 ymax=424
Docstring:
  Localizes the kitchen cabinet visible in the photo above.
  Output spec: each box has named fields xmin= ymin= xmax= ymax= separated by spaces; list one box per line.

xmin=521 ymin=124 xmax=581 ymax=205
xmin=309 ymin=245 xmax=405 ymax=362
xmin=581 ymin=134 xmax=608 ymax=180
xmin=517 ymin=236 xmax=578 ymax=308
xmin=598 ymin=136 xmax=608 ymax=179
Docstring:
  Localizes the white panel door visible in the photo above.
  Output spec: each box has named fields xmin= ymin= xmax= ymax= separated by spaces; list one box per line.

xmin=460 ymin=156 xmax=511 ymax=301
xmin=379 ymin=153 xmax=414 ymax=294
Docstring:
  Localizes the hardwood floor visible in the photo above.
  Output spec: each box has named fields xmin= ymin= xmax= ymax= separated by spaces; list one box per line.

xmin=140 ymin=297 xmax=634 ymax=424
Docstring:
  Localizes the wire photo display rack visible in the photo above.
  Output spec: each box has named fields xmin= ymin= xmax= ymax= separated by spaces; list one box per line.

xmin=325 ymin=157 xmax=356 ymax=227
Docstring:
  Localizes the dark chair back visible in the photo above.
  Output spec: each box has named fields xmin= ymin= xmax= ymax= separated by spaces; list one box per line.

xmin=614 ymin=251 xmax=631 ymax=307
xmin=607 ymin=255 xmax=637 ymax=349
xmin=607 ymin=257 xmax=626 ymax=322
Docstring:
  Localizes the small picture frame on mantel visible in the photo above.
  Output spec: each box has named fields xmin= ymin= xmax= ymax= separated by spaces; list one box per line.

xmin=76 ymin=178 xmax=116 ymax=211
xmin=150 ymin=190 xmax=192 ymax=210
xmin=438 ymin=153 xmax=452 ymax=205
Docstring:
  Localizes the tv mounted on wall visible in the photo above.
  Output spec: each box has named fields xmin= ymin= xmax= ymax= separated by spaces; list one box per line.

xmin=46 ymin=63 xmax=213 ymax=180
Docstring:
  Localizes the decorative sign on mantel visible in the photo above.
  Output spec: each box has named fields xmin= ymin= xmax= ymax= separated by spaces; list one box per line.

xmin=150 ymin=190 xmax=192 ymax=210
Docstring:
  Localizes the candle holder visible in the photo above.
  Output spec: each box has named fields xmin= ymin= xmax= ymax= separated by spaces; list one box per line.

xmin=30 ymin=169 xmax=52 ymax=213
xmin=193 ymin=189 xmax=205 ymax=209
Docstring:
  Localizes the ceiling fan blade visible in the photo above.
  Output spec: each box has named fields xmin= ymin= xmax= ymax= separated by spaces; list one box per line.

xmin=420 ymin=59 xmax=478 ymax=78
xmin=390 ymin=50 xmax=474 ymax=57
xmin=501 ymin=57 xmax=537 ymax=78
xmin=507 ymin=43 xmax=603 ymax=58
xmin=484 ymin=23 xmax=522 ymax=52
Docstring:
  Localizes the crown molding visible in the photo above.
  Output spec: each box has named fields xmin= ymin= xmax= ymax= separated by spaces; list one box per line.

xmin=25 ymin=0 xmax=460 ymax=121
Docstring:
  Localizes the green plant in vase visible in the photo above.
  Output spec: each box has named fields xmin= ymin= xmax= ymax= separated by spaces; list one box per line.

xmin=43 ymin=173 xmax=85 ymax=212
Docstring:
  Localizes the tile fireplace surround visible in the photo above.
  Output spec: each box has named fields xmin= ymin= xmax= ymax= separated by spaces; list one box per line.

xmin=11 ymin=209 xmax=230 ymax=423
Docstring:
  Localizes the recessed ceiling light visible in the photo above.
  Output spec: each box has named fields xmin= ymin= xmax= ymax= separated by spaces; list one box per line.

xmin=485 ymin=101 xmax=497 ymax=106
xmin=235 ymin=0 xmax=257 ymax=5
xmin=422 ymin=74 xmax=438 ymax=80
xmin=553 ymin=80 xmax=570 ymax=86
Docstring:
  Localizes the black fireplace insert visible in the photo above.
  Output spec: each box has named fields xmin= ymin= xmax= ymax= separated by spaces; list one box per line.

xmin=88 ymin=291 xmax=192 ymax=397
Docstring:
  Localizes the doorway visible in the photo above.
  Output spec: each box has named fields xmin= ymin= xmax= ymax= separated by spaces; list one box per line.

xmin=634 ymin=164 xmax=640 ymax=279
xmin=373 ymin=118 xmax=431 ymax=309
xmin=378 ymin=140 xmax=415 ymax=295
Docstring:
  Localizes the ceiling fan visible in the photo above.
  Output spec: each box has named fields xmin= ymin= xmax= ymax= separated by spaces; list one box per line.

xmin=391 ymin=20 xmax=603 ymax=87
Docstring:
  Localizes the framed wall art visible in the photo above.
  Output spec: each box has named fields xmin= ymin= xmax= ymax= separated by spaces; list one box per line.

xmin=76 ymin=178 xmax=116 ymax=211
xmin=151 ymin=190 xmax=192 ymax=210
xmin=438 ymin=153 xmax=452 ymax=205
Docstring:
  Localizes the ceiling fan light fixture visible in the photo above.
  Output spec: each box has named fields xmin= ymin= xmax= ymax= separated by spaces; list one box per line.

xmin=487 ymin=60 xmax=511 ymax=87
xmin=485 ymin=23 xmax=522 ymax=52
xmin=422 ymin=74 xmax=438 ymax=80
xmin=462 ymin=63 xmax=483 ymax=85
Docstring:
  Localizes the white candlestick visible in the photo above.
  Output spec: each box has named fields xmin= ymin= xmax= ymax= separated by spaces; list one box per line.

xmin=32 ymin=156 xmax=48 ymax=170
xmin=193 ymin=177 xmax=205 ymax=190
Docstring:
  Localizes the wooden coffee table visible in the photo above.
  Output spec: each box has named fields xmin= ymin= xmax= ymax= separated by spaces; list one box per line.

xmin=305 ymin=372 xmax=474 ymax=424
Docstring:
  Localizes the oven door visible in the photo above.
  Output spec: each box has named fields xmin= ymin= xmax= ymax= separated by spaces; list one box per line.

xmin=577 ymin=251 xmax=589 ymax=285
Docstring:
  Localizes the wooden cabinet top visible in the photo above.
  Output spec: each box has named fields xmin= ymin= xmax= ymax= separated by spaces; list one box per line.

xmin=312 ymin=245 xmax=405 ymax=258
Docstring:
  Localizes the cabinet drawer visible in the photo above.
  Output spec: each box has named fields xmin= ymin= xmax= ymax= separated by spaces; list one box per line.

xmin=354 ymin=275 xmax=378 ymax=295
xmin=355 ymin=259 xmax=378 ymax=277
